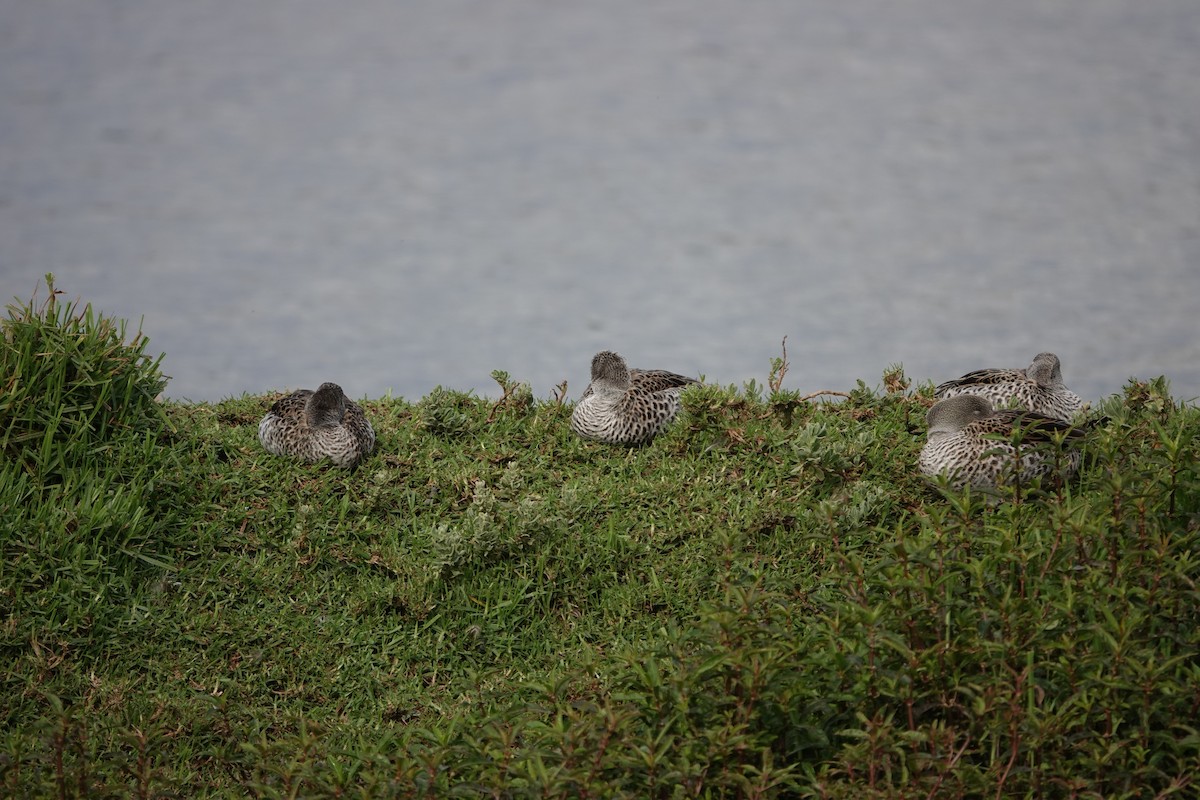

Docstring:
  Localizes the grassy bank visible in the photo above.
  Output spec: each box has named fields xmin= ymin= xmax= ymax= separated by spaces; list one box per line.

xmin=2 ymin=279 xmax=1198 ymax=798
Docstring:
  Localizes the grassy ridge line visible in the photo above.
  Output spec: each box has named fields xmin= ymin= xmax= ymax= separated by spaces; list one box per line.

xmin=2 ymin=281 xmax=1198 ymax=798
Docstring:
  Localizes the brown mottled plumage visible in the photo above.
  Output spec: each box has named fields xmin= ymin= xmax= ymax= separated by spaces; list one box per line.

xmin=258 ymin=382 xmax=376 ymax=468
xmin=919 ymin=394 xmax=1089 ymax=491
xmin=934 ymin=352 xmax=1084 ymax=422
xmin=570 ymin=351 xmax=698 ymax=445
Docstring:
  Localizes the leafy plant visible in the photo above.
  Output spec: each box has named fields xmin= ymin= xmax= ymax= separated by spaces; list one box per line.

xmin=1 ymin=274 xmax=168 ymax=479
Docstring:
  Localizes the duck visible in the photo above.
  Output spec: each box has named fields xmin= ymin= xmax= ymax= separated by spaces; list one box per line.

xmin=934 ymin=351 xmax=1084 ymax=422
xmin=258 ymin=382 xmax=376 ymax=468
xmin=919 ymin=394 xmax=1089 ymax=491
xmin=570 ymin=351 xmax=698 ymax=445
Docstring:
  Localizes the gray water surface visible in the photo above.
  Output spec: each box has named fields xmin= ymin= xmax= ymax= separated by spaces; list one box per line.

xmin=2 ymin=1 xmax=1198 ymax=403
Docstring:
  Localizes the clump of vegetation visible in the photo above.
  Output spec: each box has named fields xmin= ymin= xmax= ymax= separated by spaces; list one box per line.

xmin=0 ymin=278 xmax=174 ymax=662
xmin=416 ymin=385 xmax=478 ymax=438
xmin=1 ymin=285 xmax=1197 ymax=798
xmin=1 ymin=274 xmax=168 ymax=478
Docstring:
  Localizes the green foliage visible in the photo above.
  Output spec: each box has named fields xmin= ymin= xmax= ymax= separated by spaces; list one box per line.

xmin=803 ymin=502 xmax=1199 ymax=797
xmin=416 ymin=386 xmax=478 ymax=438
xmin=1 ymin=274 xmax=168 ymax=478
xmin=0 ymin=278 xmax=175 ymax=705
xmin=2 ymin=281 xmax=1198 ymax=797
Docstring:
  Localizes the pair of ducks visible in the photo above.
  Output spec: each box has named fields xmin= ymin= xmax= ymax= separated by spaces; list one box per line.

xmin=255 ymin=351 xmax=697 ymax=468
xmin=258 ymin=350 xmax=1093 ymax=493
xmin=922 ymin=352 xmax=1091 ymax=492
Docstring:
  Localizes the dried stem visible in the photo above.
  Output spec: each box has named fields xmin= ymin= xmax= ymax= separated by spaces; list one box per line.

xmin=800 ymin=390 xmax=852 ymax=402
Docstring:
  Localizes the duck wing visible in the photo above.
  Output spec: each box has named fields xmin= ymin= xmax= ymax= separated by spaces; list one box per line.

xmin=969 ymin=409 xmax=1086 ymax=445
xmin=629 ymin=369 xmax=699 ymax=394
xmin=935 ymin=367 xmax=1029 ymax=397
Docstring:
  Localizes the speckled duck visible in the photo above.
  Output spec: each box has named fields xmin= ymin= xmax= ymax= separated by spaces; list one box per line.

xmin=258 ymin=382 xmax=376 ymax=468
xmin=570 ymin=351 xmax=698 ymax=445
xmin=919 ymin=394 xmax=1088 ymax=491
xmin=935 ymin=352 xmax=1084 ymax=422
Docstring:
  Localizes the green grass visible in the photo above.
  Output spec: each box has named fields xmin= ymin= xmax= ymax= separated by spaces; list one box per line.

xmin=2 ymin=279 xmax=1198 ymax=798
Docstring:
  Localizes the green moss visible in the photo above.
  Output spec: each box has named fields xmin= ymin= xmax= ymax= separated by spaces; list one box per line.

xmin=1 ymin=286 xmax=1197 ymax=798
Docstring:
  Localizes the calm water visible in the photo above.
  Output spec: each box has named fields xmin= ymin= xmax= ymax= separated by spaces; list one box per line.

xmin=2 ymin=0 xmax=1198 ymax=404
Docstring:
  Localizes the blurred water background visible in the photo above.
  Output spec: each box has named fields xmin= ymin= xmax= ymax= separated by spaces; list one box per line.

xmin=2 ymin=0 xmax=1198 ymax=403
